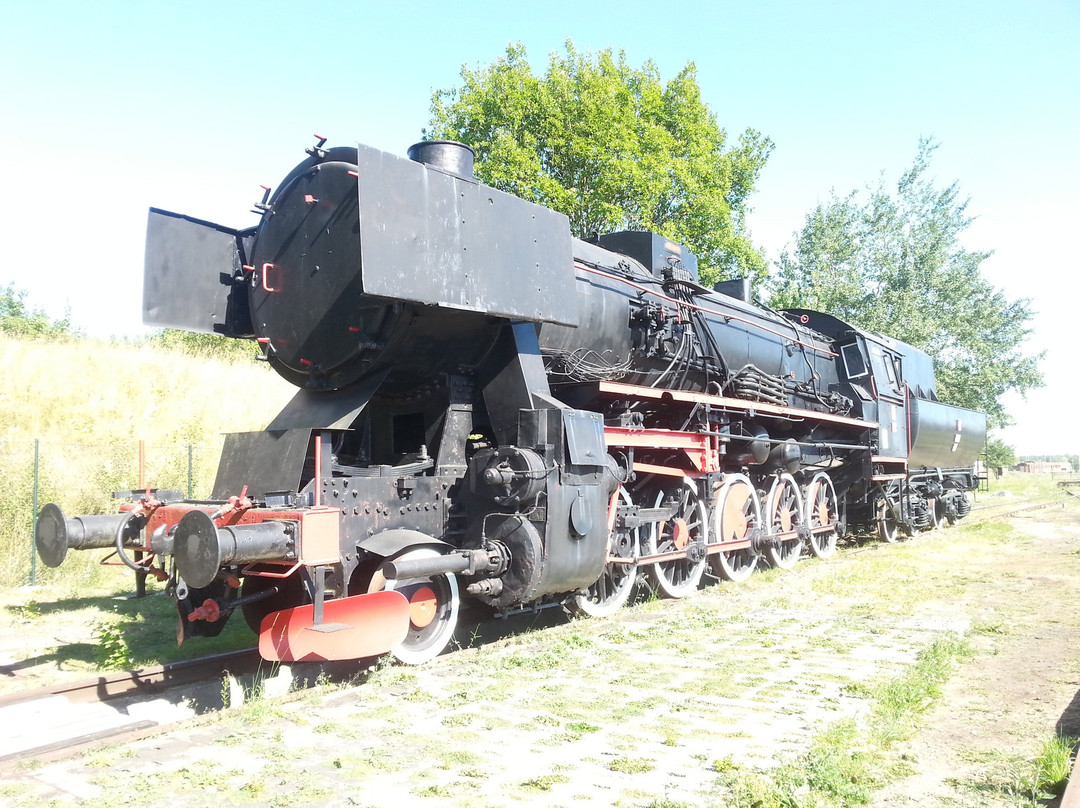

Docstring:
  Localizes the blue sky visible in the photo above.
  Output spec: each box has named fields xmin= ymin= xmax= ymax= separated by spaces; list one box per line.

xmin=1 ymin=0 xmax=1077 ymax=455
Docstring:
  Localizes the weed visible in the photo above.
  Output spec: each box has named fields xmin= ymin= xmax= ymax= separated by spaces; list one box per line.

xmin=412 ymin=784 xmax=454 ymax=798
xmin=7 ymin=601 xmax=41 ymax=620
xmin=712 ymin=756 xmax=738 ymax=773
xmin=608 ymin=757 xmax=655 ymax=774
xmin=237 ymin=782 xmax=267 ymax=803
xmin=442 ymin=713 xmax=474 ymax=727
xmin=873 ymin=633 xmax=971 ymax=746
xmin=717 ymin=634 xmax=972 ymax=807
xmin=95 ymin=621 xmax=130 ymax=670
xmin=1024 ymin=734 xmax=1075 ymax=801
xmin=955 ymin=736 xmax=1075 ymax=806
xmin=565 ymin=720 xmax=600 ymax=734
xmin=437 ymin=749 xmax=481 ymax=769
xmin=268 ymin=783 xmax=334 ymax=806
xmin=520 ymin=774 xmax=570 ymax=791
xmin=499 ymin=649 xmax=562 ymax=670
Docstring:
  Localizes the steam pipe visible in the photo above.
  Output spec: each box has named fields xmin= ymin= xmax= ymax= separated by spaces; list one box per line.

xmin=383 ymin=545 xmax=509 ymax=580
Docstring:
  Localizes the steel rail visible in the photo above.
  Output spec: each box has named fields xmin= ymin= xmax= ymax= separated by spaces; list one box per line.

xmin=0 ymin=647 xmax=261 ymax=708
xmin=0 ymin=648 xmax=263 ymax=767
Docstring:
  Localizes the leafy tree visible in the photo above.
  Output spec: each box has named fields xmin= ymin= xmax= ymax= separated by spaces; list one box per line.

xmin=983 ymin=437 xmax=1016 ymax=470
xmin=426 ymin=42 xmax=774 ymax=285
xmin=769 ymin=140 xmax=1041 ymax=427
xmin=0 ymin=283 xmax=73 ymax=339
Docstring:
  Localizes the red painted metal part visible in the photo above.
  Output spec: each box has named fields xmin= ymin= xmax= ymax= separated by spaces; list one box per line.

xmin=407 ymin=586 xmax=438 ymax=629
xmin=606 ymin=426 xmax=719 ymax=473
xmin=258 ymin=590 xmax=410 ymax=662
xmin=144 ymin=504 xmax=342 ymax=567
xmin=261 ymin=262 xmax=278 ymax=293
xmin=670 ymin=519 xmax=690 ymax=549
xmin=189 ymin=598 xmax=221 ymax=622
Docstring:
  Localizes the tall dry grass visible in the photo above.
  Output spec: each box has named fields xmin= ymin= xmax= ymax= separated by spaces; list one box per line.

xmin=0 ymin=334 xmax=295 ymax=587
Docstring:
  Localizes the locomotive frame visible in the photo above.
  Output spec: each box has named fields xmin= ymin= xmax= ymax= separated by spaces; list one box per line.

xmin=34 ymin=138 xmax=986 ymax=665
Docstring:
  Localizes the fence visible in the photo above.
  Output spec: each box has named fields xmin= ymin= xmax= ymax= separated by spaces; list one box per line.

xmin=0 ymin=437 xmax=224 ymax=588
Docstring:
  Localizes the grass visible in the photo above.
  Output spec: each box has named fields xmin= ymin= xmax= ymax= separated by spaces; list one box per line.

xmin=952 ymin=734 xmax=1076 ymax=806
xmin=1026 ymin=735 xmax=1075 ymax=801
xmin=608 ymin=757 xmax=656 ymax=774
xmin=520 ymin=773 xmax=571 ymax=791
xmin=0 ymin=332 xmax=293 ymax=588
xmin=717 ymin=634 xmax=973 ymax=808
xmin=0 ymin=573 xmax=257 ymax=694
xmin=985 ymin=469 xmax=1069 ymax=499
xmin=871 ymin=634 xmax=972 ymax=746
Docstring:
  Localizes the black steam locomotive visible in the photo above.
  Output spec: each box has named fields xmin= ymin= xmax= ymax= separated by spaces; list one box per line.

xmin=35 ymin=139 xmax=986 ymax=664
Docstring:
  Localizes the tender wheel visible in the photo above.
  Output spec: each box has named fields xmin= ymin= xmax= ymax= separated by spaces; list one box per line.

xmin=710 ymin=474 xmax=760 ymax=582
xmin=945 ymin=493 xmax=963 ymax=525
xmin=764 ymin=474 xmax=804 ymax=570
xmin=368 ymin=548 xmax=459 ymax=665
xmin=645 ymin=477 xmax=707 ymax=599
xmin=877 ymin=497 xmax=900 ymax=543
xmin=804 ymin=472 xmax=839 ymax=559
xmin=571 ymin=487 xmax=639 ymax=618
xmin=930 ymin=498 xmax=947 ymax=530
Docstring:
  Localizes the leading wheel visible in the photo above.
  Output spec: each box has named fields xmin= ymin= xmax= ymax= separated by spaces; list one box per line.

xmin=710 ymin=474 xmax=760 ymax=582
xmin=645 ymin=477 xmax=707 ymax=599
xmin=571 ymin=487 xmax=639 ymax=618
xmin=368 ymin=548 xmax=459 ymax=665
xmin=804 ymin=472 xmax=839 ymax=559
xmin=764 ymin=474 xmax=804 ymax=570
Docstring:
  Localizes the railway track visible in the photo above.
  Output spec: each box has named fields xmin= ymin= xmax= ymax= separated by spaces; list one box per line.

xmin=0 ymin=648 xmax=266 ymax=767
xmin=970 ymin=493 xmax=1069 ymax=520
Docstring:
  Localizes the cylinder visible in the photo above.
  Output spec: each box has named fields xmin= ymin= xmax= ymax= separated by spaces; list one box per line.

xmin=35 ymin=503 xmax=131 ymax=568
xmin=173 ymin=510 xmax=295 ymax=589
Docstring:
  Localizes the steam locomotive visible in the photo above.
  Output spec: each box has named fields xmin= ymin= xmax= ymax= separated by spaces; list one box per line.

xmin=35 ymin=138 xmax=986 ymax=664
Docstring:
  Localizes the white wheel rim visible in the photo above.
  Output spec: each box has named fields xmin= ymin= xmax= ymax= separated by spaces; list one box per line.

xmin=710 ymin=473 xmax=760 ymax=582
xmin=381 ymin=548 xmax=460 ymax=665
xmin=765 ymin=473 xmax=803 ymax=569
xmin=647 ymin=476 xmax=707 ymax=598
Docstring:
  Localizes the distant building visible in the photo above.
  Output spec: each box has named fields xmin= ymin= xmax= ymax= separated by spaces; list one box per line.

xmin=1014 ymin=461 xmax=1073 ymax=474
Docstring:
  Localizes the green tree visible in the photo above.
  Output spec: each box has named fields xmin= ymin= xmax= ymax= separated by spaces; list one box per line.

xmin=1 ymin=283 xmax=73 ymax=339
xmin=769 ymin=140 xmax=1041 ymax=427
xmin=983 ymin=437 xmax=1016 ymax=470
xmin=426 ymin=42 xmax=774 ymax=285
